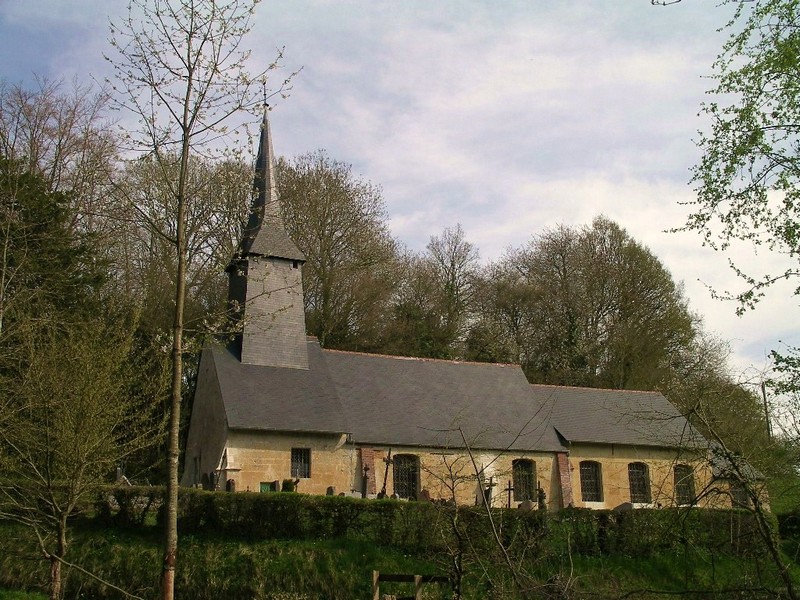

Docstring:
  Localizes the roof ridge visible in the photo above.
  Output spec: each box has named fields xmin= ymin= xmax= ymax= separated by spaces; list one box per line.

xmin=530 ymin=383 xmax=662 ymax=394
xmin=321 ymin=347 xmax=520 ymax=368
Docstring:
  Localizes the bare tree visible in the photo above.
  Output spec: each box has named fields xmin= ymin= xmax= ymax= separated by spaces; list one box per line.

xmin=426 ymin=224 xmax=479 ymax=355
xmin=692 ymin=411 xmax=796 ymax=599
xmin=105 ymin=1 xmax=294 ymax=596
xmin=0 ymin=77 xmax=118 ymax=234
xmin=113 ymin=155 xmax=251 ymax=336
xmin=276 ymin=150 xmax=398 ymax=349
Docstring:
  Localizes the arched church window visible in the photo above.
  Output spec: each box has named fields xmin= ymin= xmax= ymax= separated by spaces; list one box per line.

xmin=628 ymin=462 xmax=651 ymax=504
xmin=512 ymin=459 xmax=536 ymax=502
xmin=674 ymin=464 xmax=695 ymax=506
xmin=579 ymin=461 xmax=603 ymax=502
xmin=393 ymin=454 xmax=419 ymax=499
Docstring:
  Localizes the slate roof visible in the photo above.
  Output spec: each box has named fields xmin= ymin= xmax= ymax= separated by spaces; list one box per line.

xmin=209 ymin=338 xmax=705 ymax=453
xmin=243 ymin=217 xmax=306 ymax=261
xmin=709 ymin=443 xmax=764 ymax=480
xmin=322 ymin=349 xmax=566 ymax=452
xmin=544 ymin=385 xmax=705 ymax=449
xmin=209 ymin=342 xmax=347 ymax=434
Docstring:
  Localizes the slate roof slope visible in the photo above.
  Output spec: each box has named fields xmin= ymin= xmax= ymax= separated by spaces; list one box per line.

xmin=542 ymin=385 xmax=705 ymax=449
xmin=209 ymin=337 xmax=704 ymax=452
xmin=245 ymin=221 xmax=306 ymax=262
xmin=210 ymin=341 xmax=347 ymax=434
xmin=709 ymin=443 xmax=763 ymax=480
xmin=322 ymin=348 xmax=566 ymax=452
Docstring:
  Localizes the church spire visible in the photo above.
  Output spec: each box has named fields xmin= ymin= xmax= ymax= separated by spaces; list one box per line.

xmin=239 ymin=106 xmax=304 ymax=261
xmin=227 ymin=107 xmax=309 ymax=370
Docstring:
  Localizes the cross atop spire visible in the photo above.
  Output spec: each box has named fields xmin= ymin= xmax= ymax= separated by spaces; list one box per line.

xmin=239 ymin=106 xmax=304 ymax=261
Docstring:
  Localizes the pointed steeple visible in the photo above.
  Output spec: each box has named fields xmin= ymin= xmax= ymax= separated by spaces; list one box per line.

xmin=240 ymin=107 xmax=305 ymax=261
xmin=227 ymin=107 xmax=309 ymax=370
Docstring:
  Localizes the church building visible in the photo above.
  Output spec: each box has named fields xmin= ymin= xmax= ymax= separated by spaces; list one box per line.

xmin=181 ymin=111 xmax=741 ymax=511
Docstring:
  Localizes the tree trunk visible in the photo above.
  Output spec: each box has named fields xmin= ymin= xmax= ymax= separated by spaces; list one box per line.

xmin=50 ymin=518 xmax=67 ymax=600
xmin=161 ymin=225 xmax=186 ymax=600
xmin=161 ymin=132 xmax=191 ymax=600
xmin=49 ymin=557 xmax=61 ymax=600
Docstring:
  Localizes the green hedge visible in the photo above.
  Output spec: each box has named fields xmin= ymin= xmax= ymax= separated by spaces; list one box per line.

xmin=93 ymin=486 xmax=771 ymax=558
xmin=779 ymin=508 xmax=800 ymax=540
xmin=550 ymin=506 xmax=770 ymax=558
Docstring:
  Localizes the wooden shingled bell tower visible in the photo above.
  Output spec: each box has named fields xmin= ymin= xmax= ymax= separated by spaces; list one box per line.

xmin=226 ymin=108 xmax=309 ymax=369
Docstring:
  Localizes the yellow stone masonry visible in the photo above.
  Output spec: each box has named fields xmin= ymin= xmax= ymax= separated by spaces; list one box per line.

xmin=212 ymin=431 xmax=751 ymax=511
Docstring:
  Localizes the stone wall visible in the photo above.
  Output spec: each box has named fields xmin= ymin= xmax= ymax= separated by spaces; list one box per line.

xmin=212 ymin=433 xmax=741 ymax=511
xmin=180 ymin=350 xmax=228 ymax=488
xmin=566 ymin=443 xmax=715 ymax=509
xmin=357 ymin=446 xmax=561 ymax=509
xmin=222 ymin=430 xmax=355 ymax=494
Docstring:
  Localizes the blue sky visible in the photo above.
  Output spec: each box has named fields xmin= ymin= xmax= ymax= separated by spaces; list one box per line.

xmin=2 ymin=0 xmax=797 ymax=385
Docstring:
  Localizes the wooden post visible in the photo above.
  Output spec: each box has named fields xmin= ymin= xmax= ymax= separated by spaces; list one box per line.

xmin=372 ymin=570 xmax=379 ymax=600
xmin=414 ymin=574 xmax=422 ymax=600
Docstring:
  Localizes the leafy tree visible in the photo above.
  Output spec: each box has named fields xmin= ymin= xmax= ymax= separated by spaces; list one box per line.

xmin=682 ymin=4 xmax=800 ymax=565
xmin=471 ymin=217 xmax=696 ymax=389
xmin=0 ymin=313 xmax=162 ymax=600
xmin=686 ymin=0 xmax=800 ymax=315
xmin=380 ymin=225 xmax=478 ymax=360
xmin=0 ymin=163 xmax=164 ymax=600
xmin=277 ymin=150 xmax=398 ymax=350
xmin=106 ymin=0 xmax=292 ymax=595
xmin=684 ymin=0 xmax=800 ymax=398
xmin=468 ymin=214 xmax=772 ymax=513
xmin=381 ymin=250 xmax=455 ymax=358
xmin=0 ymin=157 xmax=105 ymax=342
xmin=466 ymin=261 xmax=536 ymax=365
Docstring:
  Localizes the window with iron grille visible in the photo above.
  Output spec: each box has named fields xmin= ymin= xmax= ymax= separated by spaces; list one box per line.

xmin=628 ymin=462 xmax=651 ymax=504
xmin=674 ymin=464 xmax=695 ymax=505
xmin=393 ymin=454 xmax=419 ymax=499
xmin=512 ymin=459 xmax=536 ymax=502
xmin=730 ymin=481 xmax=749 ymax=508
xmin=580 ymin=461 xmax=603 ymax=502
xmin=291 ymin=448 xmax=311 ymax=478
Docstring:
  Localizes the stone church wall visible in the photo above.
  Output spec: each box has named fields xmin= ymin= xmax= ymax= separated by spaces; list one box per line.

xmin=210 ymin=433 xmax=740 ymax=512
xmin=222 ymin=430 xmax=355 ymax=494
xmin=566 ymin=443 xmax=715 ymax=509
xmin=356 ymin=445 xmax=561 ymax=509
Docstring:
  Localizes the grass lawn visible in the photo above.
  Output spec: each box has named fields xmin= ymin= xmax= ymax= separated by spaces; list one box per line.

xmin=0 ymin=591 xmax=47 ymax=600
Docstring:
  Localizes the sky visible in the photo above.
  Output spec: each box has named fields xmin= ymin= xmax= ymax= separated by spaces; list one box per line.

xmin=1 ymin=0 xmax=798 ymax=388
